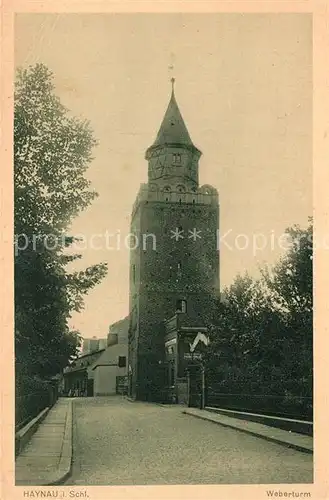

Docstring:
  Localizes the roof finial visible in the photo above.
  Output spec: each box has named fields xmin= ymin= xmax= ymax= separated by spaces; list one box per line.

xmin=171 ymin=77 xmax=175 ymax=93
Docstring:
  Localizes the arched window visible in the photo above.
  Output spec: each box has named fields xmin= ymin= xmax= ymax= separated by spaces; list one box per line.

xmin=201 ymin=184 xmax=215 ymax=195
xmin=163 ymin=186 xmax=171 ymax=192
xmin=176 ymin=184 xmax=186 ymax=193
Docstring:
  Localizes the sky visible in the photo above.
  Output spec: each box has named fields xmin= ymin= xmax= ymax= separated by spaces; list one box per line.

xmin=14 ymin=13 xmax=312 ymax=338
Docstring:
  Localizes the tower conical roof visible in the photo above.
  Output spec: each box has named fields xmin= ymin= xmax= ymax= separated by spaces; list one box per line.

xmin=147 ymin=80 xmax=199 ymax=154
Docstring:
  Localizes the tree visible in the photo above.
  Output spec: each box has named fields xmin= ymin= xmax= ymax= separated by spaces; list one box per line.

xmin=261 ymin=220 xmax=313 ymax=405
xmin=262 ymin=219 xmax=312 ymax=330
xmin=205 ymin=274 xmax=278 ymax=391
xmin=205 ymin=221 xmax=313 ymax=417
xmin=14 ymin=63 xmax=108 ymax=380
xmin=14 ymin=63 xmax=97 ymax=236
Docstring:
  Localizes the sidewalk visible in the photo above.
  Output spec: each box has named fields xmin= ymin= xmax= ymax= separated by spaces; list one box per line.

xmin=182 ymin=408 xmax=313 ymax=454
xmin=15 ymin=398 xmax=73 ymax=486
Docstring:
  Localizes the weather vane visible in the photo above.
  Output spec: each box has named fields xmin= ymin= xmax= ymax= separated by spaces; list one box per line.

xmin=168 ymin=53 xmax=176 ymax=91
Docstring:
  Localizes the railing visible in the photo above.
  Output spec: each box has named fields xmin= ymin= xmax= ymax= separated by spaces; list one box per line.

xmin=15 ymin=381 xmax=58 ymax=430
xmin=206 ymin=390 xmax=313 ymax=421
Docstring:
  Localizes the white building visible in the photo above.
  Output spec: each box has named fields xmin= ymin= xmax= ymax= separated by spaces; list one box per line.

xmin=91 ymin=317 xmax=129 ymax=396
xmin=82 ymin=336 xmax=107 ymax=355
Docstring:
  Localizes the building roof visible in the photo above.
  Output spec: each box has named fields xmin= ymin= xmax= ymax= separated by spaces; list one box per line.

xmin=108 ymin=315 xmax=129 ymax=345
xmin=76 ymin=349 xmax=105 ymax=361
xmin=63 ymin=349 xmax=105 ymax=374
xmin=109 ymin=315 xmax=130 ymax=332
xmin=146 ymin=80 xmax=200 ymax=153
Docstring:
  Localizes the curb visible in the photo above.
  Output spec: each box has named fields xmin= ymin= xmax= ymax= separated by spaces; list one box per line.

xmin=15 ymin=407 xmax=50 ymax=457
xmin=125 ymin=396 xmax=176 ymax=407
xmin=182 ymin=410 xmax=313 ymax=454
xmin=17 ymin=400 xmax=74 ymax=486
xmin=206 ymin=406 xmax=313 ymax=436
xmin=46 ymin=399 xmax=74 ymax=485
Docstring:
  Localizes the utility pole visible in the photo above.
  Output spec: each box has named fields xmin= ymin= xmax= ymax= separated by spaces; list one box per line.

xmin=201 ymin=363 xmax=205 ymax=410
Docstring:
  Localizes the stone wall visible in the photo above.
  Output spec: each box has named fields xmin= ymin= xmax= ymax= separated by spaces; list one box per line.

xmin=128 ymin=195 xmax=219 ymax=401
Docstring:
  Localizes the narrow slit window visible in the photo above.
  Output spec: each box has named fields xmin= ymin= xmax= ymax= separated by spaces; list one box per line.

xmin=173 ymin=153 xmax=182 ymax=165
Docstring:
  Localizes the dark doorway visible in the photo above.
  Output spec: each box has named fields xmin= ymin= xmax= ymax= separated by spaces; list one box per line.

xmin=87 ymin=379 xmax=94 ymax=397
xmin=188 ymin=365 xmax=203 ymax=408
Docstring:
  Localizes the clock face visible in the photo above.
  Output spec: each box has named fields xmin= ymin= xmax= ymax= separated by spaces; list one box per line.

xmin=149 ymin=149 xmax=193 ymax=180
xmin=163 ymin=164 xmax=174 ymax=176
xmin=149 ymin=157 xmax=160 ymax=179
xmin=148 ymin=147 xmax=163 ymax=159
xmin=149 ymin=155 xmax=169 ymax=179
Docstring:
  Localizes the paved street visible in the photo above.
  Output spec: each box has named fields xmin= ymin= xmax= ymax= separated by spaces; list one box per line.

xmin=65 ymin=397 xmax=313 ymax=485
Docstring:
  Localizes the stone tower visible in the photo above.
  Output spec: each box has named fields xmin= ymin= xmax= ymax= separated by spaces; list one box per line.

xmin=128 ymin=80 xmax=219 ymax=401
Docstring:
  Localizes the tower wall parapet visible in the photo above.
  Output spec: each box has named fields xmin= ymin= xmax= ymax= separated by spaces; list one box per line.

xmin=131 ymin=183 xmax=218 ymax=218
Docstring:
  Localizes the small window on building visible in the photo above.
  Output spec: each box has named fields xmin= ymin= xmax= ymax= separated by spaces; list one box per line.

xmin=173 ymin=153 xmax=181 ymax=165
xmin=132 ymin=264 xmax=136 ymax=284
xmin=176 ymin=299 xmax=187 ymax=314
xmin=118 ymin=356 xmax=127 ymax=368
